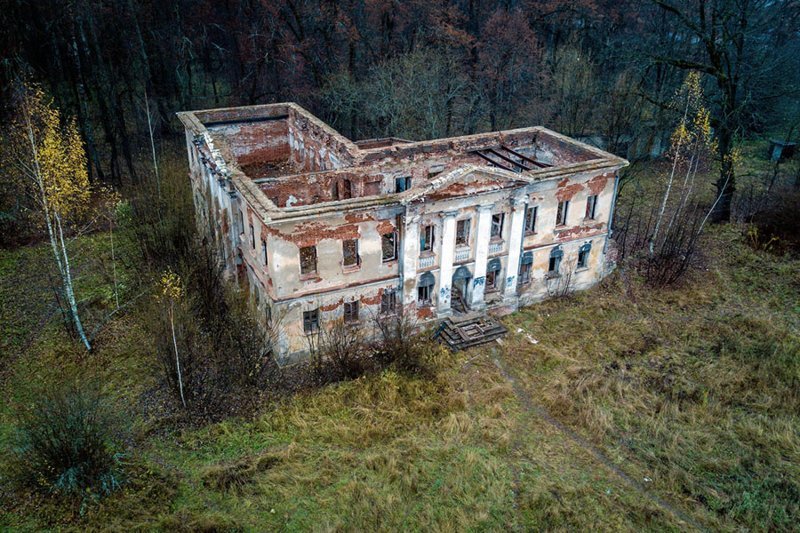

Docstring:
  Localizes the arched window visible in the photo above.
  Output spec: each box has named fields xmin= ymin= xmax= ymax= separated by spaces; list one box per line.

xmin=577 ymin=241 xmax=592 ymax=269
xmin=548 ymin=246 xmax=563 ymax=275
xmin=519 ymin=251 xmax=533 ymax=285
xmin=418 ymin=272 xmax=435 ymax=305
xmin=486 ymin=258 xmax=502 ymax=291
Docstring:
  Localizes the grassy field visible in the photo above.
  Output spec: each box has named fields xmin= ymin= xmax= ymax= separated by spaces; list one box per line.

xmin=1 ymin=177 xmax=798 ymax=530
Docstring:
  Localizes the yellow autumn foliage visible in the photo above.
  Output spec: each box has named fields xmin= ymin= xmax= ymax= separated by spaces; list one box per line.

xmin=12 ymin=84 xmax=90 ymax=220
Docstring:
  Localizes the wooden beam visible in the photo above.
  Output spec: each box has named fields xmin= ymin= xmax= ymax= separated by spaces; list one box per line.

xmin=486 ymin=148 xmax=531 ymax=171
xmin=500 ymin=144 xmax=551 ymax=168
xmin=472 ymin=150 xmax=515 ymax=172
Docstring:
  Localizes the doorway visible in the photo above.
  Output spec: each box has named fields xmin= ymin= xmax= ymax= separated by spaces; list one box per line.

xmin=451 ymin=266 xmax=472 ymax=314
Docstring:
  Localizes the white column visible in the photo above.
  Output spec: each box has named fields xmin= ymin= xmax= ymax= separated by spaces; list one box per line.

xmin=401 ymin=210 xmax=421 ymax=309
xmin=470 ymin=204 xmax=494 ymax=309
xmin=437 ymin=211 xmax=458 ymax=315
xmin=504 ymin=195 xmax=528 ymax=302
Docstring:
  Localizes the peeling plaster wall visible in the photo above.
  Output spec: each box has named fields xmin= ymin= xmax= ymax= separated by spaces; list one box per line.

xmin=177 ymin=103 xmax=628 ymax=362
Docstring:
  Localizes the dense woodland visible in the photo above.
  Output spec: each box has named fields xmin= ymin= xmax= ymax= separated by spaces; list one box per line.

xmin=2 ymin=0 xmax=800 ymax=236
xmin=1 ymin=1 xmax=800 ymax=530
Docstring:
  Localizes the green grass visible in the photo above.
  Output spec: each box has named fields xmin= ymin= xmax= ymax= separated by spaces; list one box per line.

xmin=1 ymin=175 xmax=798 ymax=530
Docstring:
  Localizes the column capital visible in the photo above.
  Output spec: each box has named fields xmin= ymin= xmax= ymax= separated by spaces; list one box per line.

xmin=510 ymin=194 xmax=529 ymax=210
xmin=440 ymin=210 xmax=460 ymax=219
xmin=477 ymin=203 xmax=494 ymax=213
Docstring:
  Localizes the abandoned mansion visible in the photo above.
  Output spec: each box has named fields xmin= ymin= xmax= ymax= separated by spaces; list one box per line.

xmin=178 ymin=103 xmax=628 ymax=360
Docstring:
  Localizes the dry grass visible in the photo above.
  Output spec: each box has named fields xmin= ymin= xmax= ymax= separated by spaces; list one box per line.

xmin=502 ymin=224 xmax=800 ymax=530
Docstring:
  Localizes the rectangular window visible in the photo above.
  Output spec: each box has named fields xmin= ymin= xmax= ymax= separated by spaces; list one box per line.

xmin=486 ymin=269 xmax=498 ymax=290
xmin=585 ymin=195 xmax=598 ymax=219
xmin=300 ymin=246 xmax=317 ymax=275
xmin=519 ymin=262 xmax=532 ymax=285
xmin=524 ymin=206 xmax=538 ymax=234
xmin=303 ymin=309 xmax=319 ymax=334
xmin=417 ymin=285 xmax=431 ymax=305
xmin=249 ymin=224 xmax=255 ymax=248
xmin=548 ymin=256 xmax=561 ymax=273
xmin=261 ymin=239 xmax=268 ymax=265
xmin=395 ymin=176 xmax=411 ymax=193
xmin=343 ymin=239 xmax=360 ymax=267
xmin=456 ymin=219 xmax=470 ymax=246
xmin=421 ymin=225 xmax=434 ymax=252
xmin=382 ymin=232 xmax=397 ymax=262
xmin=238 ymin=210 xmax=245 ymax=234
xmin=336 ymin=179 xmax=352 ymax=200
xmin=381 ymin=290 xmax=397 ymax=315
xmin=556 ymin=201 xmax=570 ymax=226
xmin=343 ymin=301 xmax=359 ymax=324
xmin=491 ymin=213 xmax=504 ymax=238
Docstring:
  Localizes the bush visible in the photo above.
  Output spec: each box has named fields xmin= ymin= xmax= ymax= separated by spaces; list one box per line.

xmin=372 ymin=312 xmax=438 ymax=376
xmin=308 ymin=319 xmax=371 ymax=383
xmin=10 ymin=381 xmax=125 ymax=500
xmin=152 ymin=243 xmax=274 ymax=419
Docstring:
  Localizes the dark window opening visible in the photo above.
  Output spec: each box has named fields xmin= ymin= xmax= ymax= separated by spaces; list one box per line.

xmin=421 ymin=225 xmax=435 ymax=252
xmin=456 ymin=219 xmax=470 ymax=246
xmin=382 ymin=232 xmax=397 ymax=262
xmin=418 ymin=285 xmax=432 ymax=305
xmin=577 ymin=241 xmax=592 ymax=269
xmin=524 ymin=206 xmax=538 ymax=234
xmin=585 ymin=195 xmax=598 ymax=219
xmin=395 ymin=176 xmax=412 ymax=193
xmin=300 ymin=246 xmax=317 ymax=275
xmin=343 ymin=239 xmax=360 ymax=267
xmin=519 ymin=252 xmax=533 ymax=285
xmin=261 ymin=239 xmax=268 ymax=265
xmin=486 ymin=259 xmax=502 ymax=291
xmin=344 ymin=301 xmax=359 ymax=323
xmin=381 ymin=290 xmax=397 ymax=315
xmin=549 ymin=246 xmax=563 ymax=274
xmin=491 ymin=213 xmax=504 ymax=238
xmin=519 ymin=262 xmax=532 ymax=285
xmin=336 ymin=179 xmax=352 ymax=200
xmin=249 ymin=224 xmax=255 ymax=248
xmin=556 ymin=201 xmax=569 ymax=226
xmin=303 ymin=309 xmax=319 ymax=334
xmin=418 ymin=272 xmax=435 ymax=305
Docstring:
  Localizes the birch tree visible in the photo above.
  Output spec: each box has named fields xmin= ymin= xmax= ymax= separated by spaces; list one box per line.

xmin=8 ymin=84 xmax=93 ymax=351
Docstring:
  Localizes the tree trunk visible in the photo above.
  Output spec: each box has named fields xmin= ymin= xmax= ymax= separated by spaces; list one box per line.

xmin=55 ymin=214 xmax=92 ymax=351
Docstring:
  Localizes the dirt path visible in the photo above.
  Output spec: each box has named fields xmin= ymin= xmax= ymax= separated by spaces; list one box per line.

xmin=490 ymin=348 xmax=707 ymax=532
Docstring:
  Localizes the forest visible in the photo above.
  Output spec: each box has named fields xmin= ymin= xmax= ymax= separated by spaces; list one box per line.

xmin=1 ymin=0 xmax=799 ymax=530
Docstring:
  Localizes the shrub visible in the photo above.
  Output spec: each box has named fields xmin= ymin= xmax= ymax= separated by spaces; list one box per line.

xmin=10 ymin=381 xmax=125 ymax=500
xmin=308 ymin=318 xmax=371 ymax=382
xmin=372 ymin=312 xmax=438 ymax=376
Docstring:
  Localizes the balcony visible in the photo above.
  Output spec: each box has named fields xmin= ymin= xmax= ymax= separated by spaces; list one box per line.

xmin=419 ymin=255 xmax=435 ymax=269
xmin=454 ymin=248 xmax=470 ymax=262
xmin=488 ymin=241 xmax=504 ymax=255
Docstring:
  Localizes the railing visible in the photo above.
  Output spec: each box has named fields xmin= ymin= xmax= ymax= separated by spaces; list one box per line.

xmin=419 ymin=255 xmax=435 ymax=269
xmin=488 ymin=241 xmax=504 ymax=254
xmin=454 ymin=248 xmax=470 ymax=262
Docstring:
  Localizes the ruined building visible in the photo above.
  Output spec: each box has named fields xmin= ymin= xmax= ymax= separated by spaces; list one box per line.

xmin=178 ymin=104 xmax=628 ymax=361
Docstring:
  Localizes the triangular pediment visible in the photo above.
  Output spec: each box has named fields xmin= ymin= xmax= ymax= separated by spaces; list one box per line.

xmin=399 ymin=165 xmax=531 ymax=205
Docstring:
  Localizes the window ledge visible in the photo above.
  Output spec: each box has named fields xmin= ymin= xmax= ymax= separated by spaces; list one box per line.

xmin=342 ymin=263 xmax=362 ymax=273
xmin=300 ymin=272 xmax=319 ymax=281
xmin=419 ymin=250 xmax=436 ymax=258
xmin=575 ymin=266 xmax=590 ymax=272
xmin=455 ymin=243 xmax=470 ymax=249
xmin=489 ymin=237 xmax=504 ymax=243
xmin=546 ymin=272 xmax=561 ymax=279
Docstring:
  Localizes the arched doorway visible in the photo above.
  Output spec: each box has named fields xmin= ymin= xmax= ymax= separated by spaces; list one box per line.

xmin=452 ymin=266 xmax=472 ymax=314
